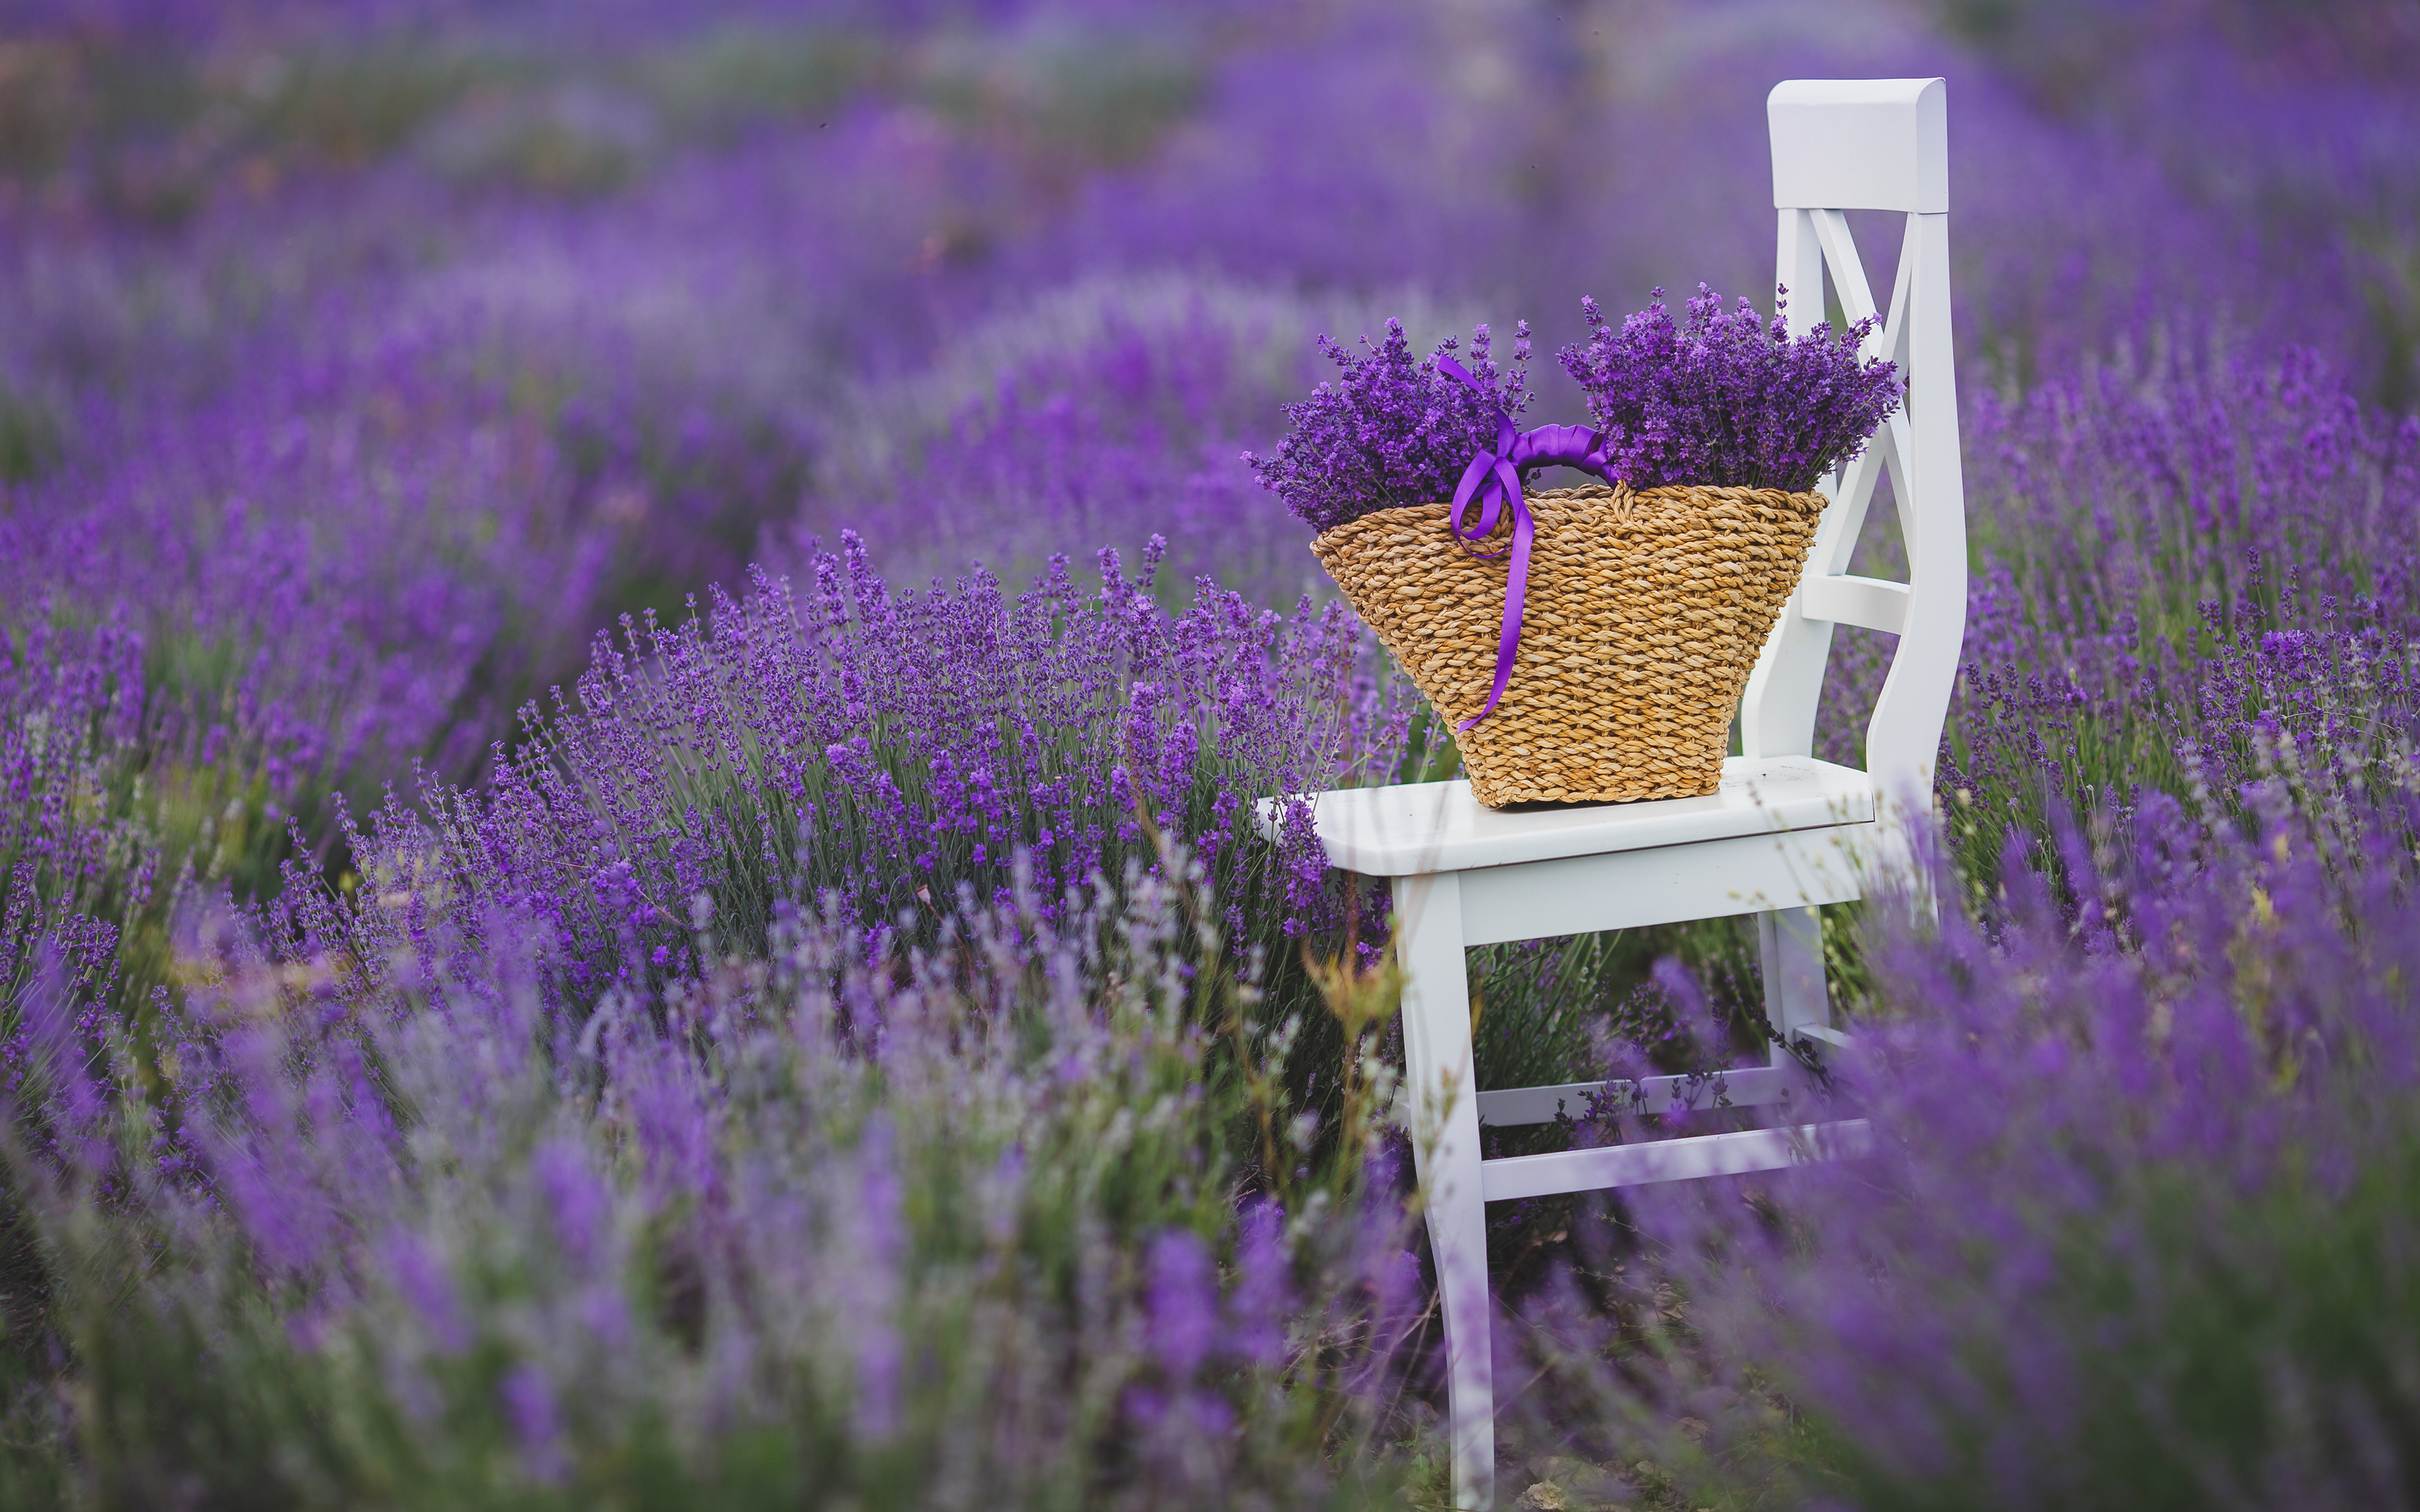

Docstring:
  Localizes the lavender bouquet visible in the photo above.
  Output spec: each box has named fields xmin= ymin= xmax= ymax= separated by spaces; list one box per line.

xmin=1245 ymin=318 xmax=1532 ymax=531
xmin=1253 ymin=287 xmax=1897 ymax=803
xmin=1559 ymin=284 xmax=1903 ymax=493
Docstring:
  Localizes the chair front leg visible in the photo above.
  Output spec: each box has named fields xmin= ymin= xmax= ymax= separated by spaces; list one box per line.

xmin=1393 ymin=871 xmax=1495 ymax=1510
xmin=1759 ymin=905 xmax=1831 ymax=1070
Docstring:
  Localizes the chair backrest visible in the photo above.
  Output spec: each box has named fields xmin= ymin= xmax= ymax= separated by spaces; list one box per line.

xmin=1739 ymin=77 xmax=1966 ymax=859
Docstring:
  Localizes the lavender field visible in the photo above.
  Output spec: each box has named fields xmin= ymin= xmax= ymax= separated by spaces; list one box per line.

xmin=4 ymin=2 xmax=2419 ymax=1508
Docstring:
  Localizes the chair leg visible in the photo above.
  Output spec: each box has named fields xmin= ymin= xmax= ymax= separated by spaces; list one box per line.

xmin=1393 ymin=872 xmax=1494 ymax=1511
xmin=1759 ymin=905 xmax=1831 ymax=1070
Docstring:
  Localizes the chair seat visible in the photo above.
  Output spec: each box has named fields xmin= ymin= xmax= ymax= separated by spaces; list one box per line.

xmin=1259 ymin=755 xmax=1875 ymax=878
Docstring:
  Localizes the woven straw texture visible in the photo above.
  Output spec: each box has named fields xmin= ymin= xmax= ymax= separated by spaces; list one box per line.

xmin=1314 ymin=483 xmax=1827 ymax=807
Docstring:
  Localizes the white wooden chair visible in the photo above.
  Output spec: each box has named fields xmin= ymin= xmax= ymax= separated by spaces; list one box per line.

xmin=1263 ymin=79 xmax=1965 ymax=1509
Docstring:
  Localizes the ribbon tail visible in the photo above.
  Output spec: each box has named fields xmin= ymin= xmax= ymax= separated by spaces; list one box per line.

xmin=1457 ymin=494 xmax=1533 ymax=732
xmin=1448 ymin=452 xmax=1497 ymax=541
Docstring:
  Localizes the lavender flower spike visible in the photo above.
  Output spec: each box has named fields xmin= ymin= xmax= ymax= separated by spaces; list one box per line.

xmin=1559 ymin=285 xmax=1903 ymax=493
xmin=1247 ymin=319 xmax=1533 ymax=531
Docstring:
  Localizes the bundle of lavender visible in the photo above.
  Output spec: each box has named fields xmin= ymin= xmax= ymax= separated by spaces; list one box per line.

xmin=1252 ymin=288 xmax=1901 ymax=806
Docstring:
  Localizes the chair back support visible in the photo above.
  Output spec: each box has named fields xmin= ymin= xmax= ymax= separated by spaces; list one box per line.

xmin=1740 ymin=77 xmax=1966 ymax=864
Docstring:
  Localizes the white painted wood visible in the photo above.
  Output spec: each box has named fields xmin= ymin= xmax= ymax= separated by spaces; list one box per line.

xmin=1799 ymin=573 xmax=1911 ymax=634
xmin=1737 ymin=550 xmax=1837 ymax=759
xmin=1808 ymin=209 xmax=1881 ymax=326
xmin=1874 ymin=212 xmax=1918 ymax=370
xmin=1745 ymin=77 xmax=1964 ymax=882
xmin=1768 ymin=77 xmax=1946 ymax=212
xmin=1392 ymin=873 xmax=1495 ymax=1512
xmin=1738 ymin=203 xmax=1840 ymax=764
xmin=1455 ymin=825 xmax=1868 ymax=945
xmin=1480 ymin=1121 xmax=1876 ymax=1203
xmin=1777 ymin=204 xmax=1828 ymax=338
xmin=1792 ymin=391 xmax=1907 ymax=592
xmin=1758 ymin=905 xmax=1831 ymax=1068
xmin=1257 ymin=755 xmax=1875 ymax=878
xmin=1863 ymin=205 xmax=1966 ymax=845
xmin=1475 ymin=1063 xmax=1814 ymax=1127
xmin=1277 ymin=82 xmax=1963 ymax=1508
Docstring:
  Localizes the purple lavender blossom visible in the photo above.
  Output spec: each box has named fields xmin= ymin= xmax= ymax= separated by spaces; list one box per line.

xmin=533 ymin=1137 xmax=613 ymax=1275
xmin=847 ymin=1117 xmax=907 ymax=1443
xmin=1146 ymin=1228 xmax=1220 ymax=1382
xmin=500 ymin=1363 xmax=572 ymax=1487
xmin=1518 ymin=789 xmax=2420 ymax=1506
xmin=1226 ymin=1200 xmax=1291 ymax=1368
xmin=3 ymin=844 xmax=1436 ymax=1504
xmin=381 ymin=1230 xmax=471 ymax=1356
xmin=3 ymin=3 xmax=2419 ymax=1503
xmin=1246 ymin=319 xmax=1532 ymax=531
xmin=288 ymin=529 xmax=1410 ymax=1006
xmin=1557 ymin=285 xmax=1903 ymax=493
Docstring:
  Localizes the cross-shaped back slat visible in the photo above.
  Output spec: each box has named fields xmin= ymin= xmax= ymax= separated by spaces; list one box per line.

xmin=1741 ymin=77 xmax=1967 ymax=871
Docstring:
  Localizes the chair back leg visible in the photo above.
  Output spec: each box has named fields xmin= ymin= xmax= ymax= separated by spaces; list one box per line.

xmin=1393 ymin=872 xmax=1496 ymax=1510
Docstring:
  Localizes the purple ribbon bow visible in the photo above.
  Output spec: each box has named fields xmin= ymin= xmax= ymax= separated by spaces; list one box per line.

xmin=1436 ymin=357 xmax=1618 ymax=730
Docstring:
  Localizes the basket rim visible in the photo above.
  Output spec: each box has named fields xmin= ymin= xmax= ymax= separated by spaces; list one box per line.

xmin=1311 ymin=481 xmax=1826 ymax=539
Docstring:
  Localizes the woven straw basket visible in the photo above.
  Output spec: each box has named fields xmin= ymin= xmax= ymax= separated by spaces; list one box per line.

xmin=1315 ymin=482 xmax=1828 ymax=807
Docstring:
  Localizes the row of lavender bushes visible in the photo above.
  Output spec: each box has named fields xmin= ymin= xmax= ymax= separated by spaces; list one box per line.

xmin=4 ymin=0 xmax=2420 ymax=1504
xmin=306 ymin=531 xmax=1416 ymax=1005
xmin=3 ymin=518 xmax=1478 ymax=1505
xmin=7 ymin=0 xmax=2411 ymax=997
xmin=5 ymin=857 xmax=1430 ymax=1508
xmin=1505 ymin=777 xmax=2420 ymax=1510
xmin=13 ymin=340 xmax=2419 ymax=1502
